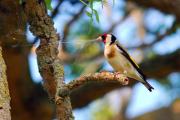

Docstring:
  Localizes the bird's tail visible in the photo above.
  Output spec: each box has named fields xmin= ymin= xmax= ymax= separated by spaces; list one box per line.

xmin=142 ymin=81 xmax=154 ymax=92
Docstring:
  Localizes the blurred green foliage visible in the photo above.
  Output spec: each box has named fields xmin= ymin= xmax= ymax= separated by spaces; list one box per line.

xmin=92 ymin=101 xmax=114 ymax=120
xmin=71 ymin=21 xmax=102 ymax=38
xmin=80 ymin=0 xmax=102 ymax=24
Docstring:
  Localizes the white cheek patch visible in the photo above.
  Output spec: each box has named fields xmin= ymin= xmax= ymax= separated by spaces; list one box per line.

xmin=106 ymin=35 xmax=111 ymax=44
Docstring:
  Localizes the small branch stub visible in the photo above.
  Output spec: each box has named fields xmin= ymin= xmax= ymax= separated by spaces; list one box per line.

xmin=56 ymin=86 xmax=70 ymax=105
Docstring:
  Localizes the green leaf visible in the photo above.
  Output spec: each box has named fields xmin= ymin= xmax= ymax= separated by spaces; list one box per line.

xmin=86 ymin=11 xmax=92 ymax=17
xmin=45 ymin=0 xmax=53 ymax=11
xmin=93 ymin=9 xmax=100 ymax=23
xmin=89 ymin=0 xmax=94 ymax=11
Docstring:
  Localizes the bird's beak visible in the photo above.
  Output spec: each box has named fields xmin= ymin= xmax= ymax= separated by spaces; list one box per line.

xmin=96 ymin=36 xmax=102 ymax=42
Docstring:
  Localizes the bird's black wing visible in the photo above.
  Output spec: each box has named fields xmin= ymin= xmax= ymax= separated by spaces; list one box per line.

xmin=116 ymin=44 xmax=146 ymax=80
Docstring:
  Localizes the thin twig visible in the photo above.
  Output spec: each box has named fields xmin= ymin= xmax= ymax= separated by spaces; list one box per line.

xmin=51 ymin=0 xmax=63 ymax=18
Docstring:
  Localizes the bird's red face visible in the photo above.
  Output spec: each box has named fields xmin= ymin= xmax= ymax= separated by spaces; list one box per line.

xmin=101 ymin=33 xmax=107 ymax=43
xmin=97 ymin=33 xmax=107 ymax=44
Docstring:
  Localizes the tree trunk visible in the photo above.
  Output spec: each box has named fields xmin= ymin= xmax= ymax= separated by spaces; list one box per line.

xmin=0 ymin=47 xmax=11 ymax=120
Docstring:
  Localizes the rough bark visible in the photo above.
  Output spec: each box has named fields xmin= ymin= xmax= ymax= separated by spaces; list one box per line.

xmin=67 ymin=72 xmax=129 ymax=92
xmin=0 ymin=47 xmax=11 ymax=120
xmin=24 ymin=0 xmax=73 ymax=119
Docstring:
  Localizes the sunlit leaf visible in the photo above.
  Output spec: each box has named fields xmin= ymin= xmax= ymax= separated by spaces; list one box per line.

xmin=93 ymin=9 xmax=100 ymax=23
xmin=86 ymin=11 xmax=92 ymax=17
xmin=45 ymin=0 xmax=53 ymax=11
xmin=89 ymin=0 xmax=94 ymax=11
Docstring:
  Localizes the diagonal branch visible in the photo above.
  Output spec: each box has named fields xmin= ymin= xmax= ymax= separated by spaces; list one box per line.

xmin=128 ymin=20 xmax=178 ymax=49
xmin=51 ymin=0 xmax=63 ymax=18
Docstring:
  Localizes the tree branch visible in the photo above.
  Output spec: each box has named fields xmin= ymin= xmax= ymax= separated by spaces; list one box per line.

xmin=141 ymin=49 xmax=180 ymax=78
xmin=51 ymin=0 xmax=63 ymax=18
xmin=128 ymin=20 xmax=178 ymax=49
xmin=67 ymin=72 xmax=129 ymax=92
xmin=24 ymin=0 xmax=73 ymax=119
xmin=32 ymin=0 xmax=63 ymax=45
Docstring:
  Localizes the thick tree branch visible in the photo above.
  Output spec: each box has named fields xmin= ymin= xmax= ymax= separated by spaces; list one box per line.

xmin=67 ymin=72 xmax=129 ymax=92
xmin=24 ymin=0 xmax=73 ymax=119
xmin=32 ymin=0 xmax=63 ymax=45
xmin=141 ymin=49 xmax=180 ymax=78
xmin=0 ymin=46 xmax=11 ymax=120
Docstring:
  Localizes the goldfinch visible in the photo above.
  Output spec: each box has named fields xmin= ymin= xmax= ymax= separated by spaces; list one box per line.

xmin=97 ymin=33 xmax=154 ymax=92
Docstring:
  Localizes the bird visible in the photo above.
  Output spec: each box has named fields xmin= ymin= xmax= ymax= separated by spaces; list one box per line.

xmin=96 ymin=33 xmax=154 ymax=92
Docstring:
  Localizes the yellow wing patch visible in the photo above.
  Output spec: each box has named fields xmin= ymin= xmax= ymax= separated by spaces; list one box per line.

xmin=129 ymin=56 xmax=140 ymax=68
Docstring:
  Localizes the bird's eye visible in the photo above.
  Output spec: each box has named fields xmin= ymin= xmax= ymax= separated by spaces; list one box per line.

xmin=101 ymin=36 xmax=106 ymax=43
xmin=102 ymin=35 xmax=105 ymax=40
xmin=100 ymin=33 xmax=107 ymax=43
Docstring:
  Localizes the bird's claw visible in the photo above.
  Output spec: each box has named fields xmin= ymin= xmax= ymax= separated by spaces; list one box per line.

xmin=114 ymin=72 xmax=129 ymax=85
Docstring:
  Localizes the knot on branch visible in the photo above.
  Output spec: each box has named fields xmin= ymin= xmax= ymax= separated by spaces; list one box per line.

xmin=56 ymin=86 xmax=70 ymax=105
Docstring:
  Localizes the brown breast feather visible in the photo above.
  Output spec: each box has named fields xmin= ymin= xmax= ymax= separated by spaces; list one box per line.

xmin=107 ymin=46 xmax=116 ymax=58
